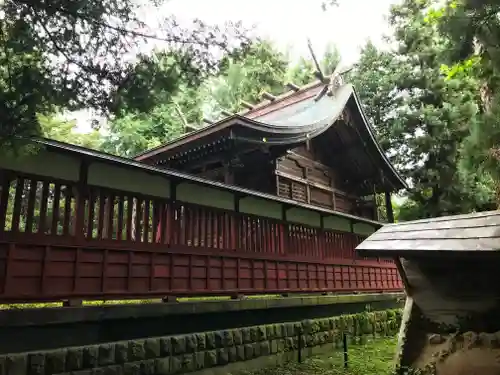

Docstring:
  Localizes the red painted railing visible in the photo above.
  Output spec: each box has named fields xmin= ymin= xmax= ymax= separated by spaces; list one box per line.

xmin=0 ymin=170 xmax=401 ymax=302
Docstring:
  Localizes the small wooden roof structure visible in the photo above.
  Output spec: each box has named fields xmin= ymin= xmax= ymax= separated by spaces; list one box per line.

xmin=134 ymin=79 xmax=407 ymax=196
xmin=356 ymin=210 xmax=500 ymax=257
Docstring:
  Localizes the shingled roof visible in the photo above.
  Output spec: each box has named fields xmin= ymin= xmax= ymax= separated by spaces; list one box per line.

xmin=134 ymin=77 xmax=407 ymax=193
xmin=357 ymin=210 xmax=500 ymax=256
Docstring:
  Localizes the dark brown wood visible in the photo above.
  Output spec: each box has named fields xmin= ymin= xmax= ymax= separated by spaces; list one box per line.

xmin=0 ymin=175 xmax=10 ymax=232
xmin=75 ymin=161 xmax=89 ymax=239
xmin=385 ymin=191 xmax=394 ymax=223
xmin=39 ymin=182 xmax=49 ymax=234
xmin=25 ymin=179 xmax=37 ymax=233
xmin=11 ymin=178 xmax=24 ymax=232
xmin=51 ymin=184 xmax=61 ymax=235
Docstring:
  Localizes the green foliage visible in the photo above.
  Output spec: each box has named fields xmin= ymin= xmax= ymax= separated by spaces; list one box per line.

xmin=39 ymin=114 xmax=101 ymax=149
xmin=0 ymin=0 xmax=248 ymax=149
xmin=349 ymin=0 xmax=497 ymax=220
xmin=249 ymin=337 xmax=397 ymax=375
xmin=205 ymin=40 xmax=290 ymax=114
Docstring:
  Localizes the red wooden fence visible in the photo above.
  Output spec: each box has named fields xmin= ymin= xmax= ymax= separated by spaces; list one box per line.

xmin=0 ymin=170 xmax=402 ymax=302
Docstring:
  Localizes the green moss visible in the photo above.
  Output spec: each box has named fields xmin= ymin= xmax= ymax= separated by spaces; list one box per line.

xmin=45 ymin=350 xmax=67 ymax=374
xmin=128 ymin=341 xmax=146 ymax=361
xmin=171 ymin=336 xmax=186 ymax=355
xmin=204 ymin=350 xmax=217 ymax=367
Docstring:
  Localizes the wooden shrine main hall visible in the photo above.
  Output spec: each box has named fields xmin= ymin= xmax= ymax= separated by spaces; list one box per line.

xmin=0 ymin=76 xmax=406 ymax=302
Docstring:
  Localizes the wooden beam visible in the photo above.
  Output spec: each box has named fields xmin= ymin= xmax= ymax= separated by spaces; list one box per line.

xmin=202 ymin=118 xmax=214 ymax=125
xmin=275 ymin=169 xmax=360 ymax=200
xmin=385 ymin=190 xmax=394 ymax=223
xmin=221 ymin=109 xmax=234 ymax=117
xmin=261 ymin=92 xmax=277 ymax=101
xmin=241 ymin=101 xmax=254 ymax=109
xmin=286 ymin=82 xmax=301 ymax=91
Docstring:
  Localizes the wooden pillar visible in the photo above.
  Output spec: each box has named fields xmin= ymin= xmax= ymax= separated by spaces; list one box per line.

xmin=223 ymin=162 xmax=234 ymax=185
xmin=385 ymin=191 xmax=394 ymax=223
xmin=74 ymin=160 xmax=89 ymax=238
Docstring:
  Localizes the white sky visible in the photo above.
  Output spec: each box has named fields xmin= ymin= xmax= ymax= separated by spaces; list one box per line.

xmin=74 ymin=0 xmax=401 ymax=130
xmin=163 ymin=0 xmax=400 ymax=67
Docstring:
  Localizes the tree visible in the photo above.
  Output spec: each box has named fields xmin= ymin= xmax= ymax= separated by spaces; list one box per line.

xmin=348 ymin=0 xmax=496 ymax=219
xmin=205 ymin=40 xmax=290 ymax=114
xmin=101 ymin=83 xmax=205 ymax=157
xmin=0 ymin=0 xmax=249 ymax=148
xmin=39 ymin=114 xmax=101 ymax=149
xmin=429 ymin=0 xmax=500 ymax=203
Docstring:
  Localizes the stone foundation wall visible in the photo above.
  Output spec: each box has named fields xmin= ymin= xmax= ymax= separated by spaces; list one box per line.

xmin=1 ymin=309 xmax=402 ymax=375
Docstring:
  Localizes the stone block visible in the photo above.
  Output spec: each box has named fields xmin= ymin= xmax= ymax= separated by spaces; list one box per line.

xmin=236 ymin=346 xmax=245 ymax=361
xmin=257 ymin=326 xmax=267 ymax=341
xmin=155 ymin=358 xmax=170 ymax=375
xmin=252 ymin=342 xmax=261 ymax=357
xmin=214 ymin=331 xmax=224 ymax=348
xmin=242 ymin=328 xmax=252 ymax=344
xmin=265 ymin=325 xmax=274 ymax=340
xmin=204 ymin=350 xmax=217 ymax=368
xmin=277 ymin=339 xmax=286 ymax=353
xmin=227 ymin=347 xmax=238 ymax=363
xmin=302 ymin=319 xmax=313 ymax=334
xmin=170 ymin=356 xmax=182 ymax=374
xmin=144 ymin=339 xmax=160 ymax=359
xmin=160 ymin=337 xmax=172 ymax=356
xmin=217 ymin=348 xmax=229 ymax=365
xmin=319 ymin=318 xmax=330 ymax=332
xmin=259 ymin=342 xmax=270 ymax=356
xmin=66 ymin=347 xmax=84 ymax=371
xmin=71 ymin=370 xmax=93 ymax=375
xmin=232 ymin=329 xmax=243 ymax=346
xmin=93 ymin=364 xmax=123 ymax=375
xmin=185 ymin=335 xmax=197 ymax=353
xmin=27 ymin=353 xmax=45 ymax=375
xmin=180 ymin=354 xmax=196 ymax=373
xmin=83 ymin=346 xmax=99 ymax=368
xmin=205 ymin=332 xmax=216 ymax=350
xmin=244 ymin=344 xmax=254 ymax=360
xmin=45 ymin=350 xmax=67 ymax=374
xmin=223 ymin=330 xmax=234 ymax=347
xmin=123 ymin=362 xmax=141 ymax=375
xmin=115 ymin=342 xmax=128 ymax=364
xmin=285 ymin=323 xmax=296 ymax=337
xmin=195 ymin=333 xmax=206 ymax=351
xmin=141 ymin=359 xmax=156 ymax=375
xmin=277 ymin=324 xmax=286 ymax=338
xmin=99 ymin=344 xmax=115 ymax=366
xmin=128 ymin=340 xmax=146 ymax=361
xmin=250 ymin=327 xmax=259 ymax=342
xmin=194 ymin=352 xmax=205 ymax=370
xmin=171 ymin=336 xmax=186 ymax=355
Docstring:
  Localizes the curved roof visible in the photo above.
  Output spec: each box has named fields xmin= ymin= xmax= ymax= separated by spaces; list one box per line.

xmin=135 ymin=82 xmax=407 ymax=192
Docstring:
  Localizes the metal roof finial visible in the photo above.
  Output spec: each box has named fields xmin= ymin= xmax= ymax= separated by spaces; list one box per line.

xmin=306 ymin=37 xmax=345 ymax=102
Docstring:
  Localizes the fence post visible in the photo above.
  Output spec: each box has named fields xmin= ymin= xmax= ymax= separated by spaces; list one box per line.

xmin=74 ymin=160 xmax=89 ymax=239
xmin=343 ymin=332 xmax=348 ymax=369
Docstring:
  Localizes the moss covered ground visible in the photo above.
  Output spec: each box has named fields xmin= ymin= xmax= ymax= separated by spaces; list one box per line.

xmin=0 ymin=295 xmax=283 ymax=309
xmin=248 ymin=337 xmax=397 ymax=375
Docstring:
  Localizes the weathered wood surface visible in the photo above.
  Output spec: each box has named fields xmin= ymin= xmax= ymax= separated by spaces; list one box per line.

xmin=357 ymin=210 xmax=500 ymax=253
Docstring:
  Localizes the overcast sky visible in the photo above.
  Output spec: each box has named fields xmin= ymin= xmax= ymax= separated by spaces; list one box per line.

xmin=162 ymin=0 xmax=401 ymax=67
xmin=75 ymin=0 xmax=401 ymax=129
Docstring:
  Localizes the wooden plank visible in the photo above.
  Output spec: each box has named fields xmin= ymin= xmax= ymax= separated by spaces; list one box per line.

xmin=377 ymin=214 xmax=500 ymax=234
xmin=357 ymin=238 xmax=500 ymax=252
xmin=369 ymin=226 xmax=500 ymax=241
xmin=383 ymin=210 xmax=500 ymax=228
